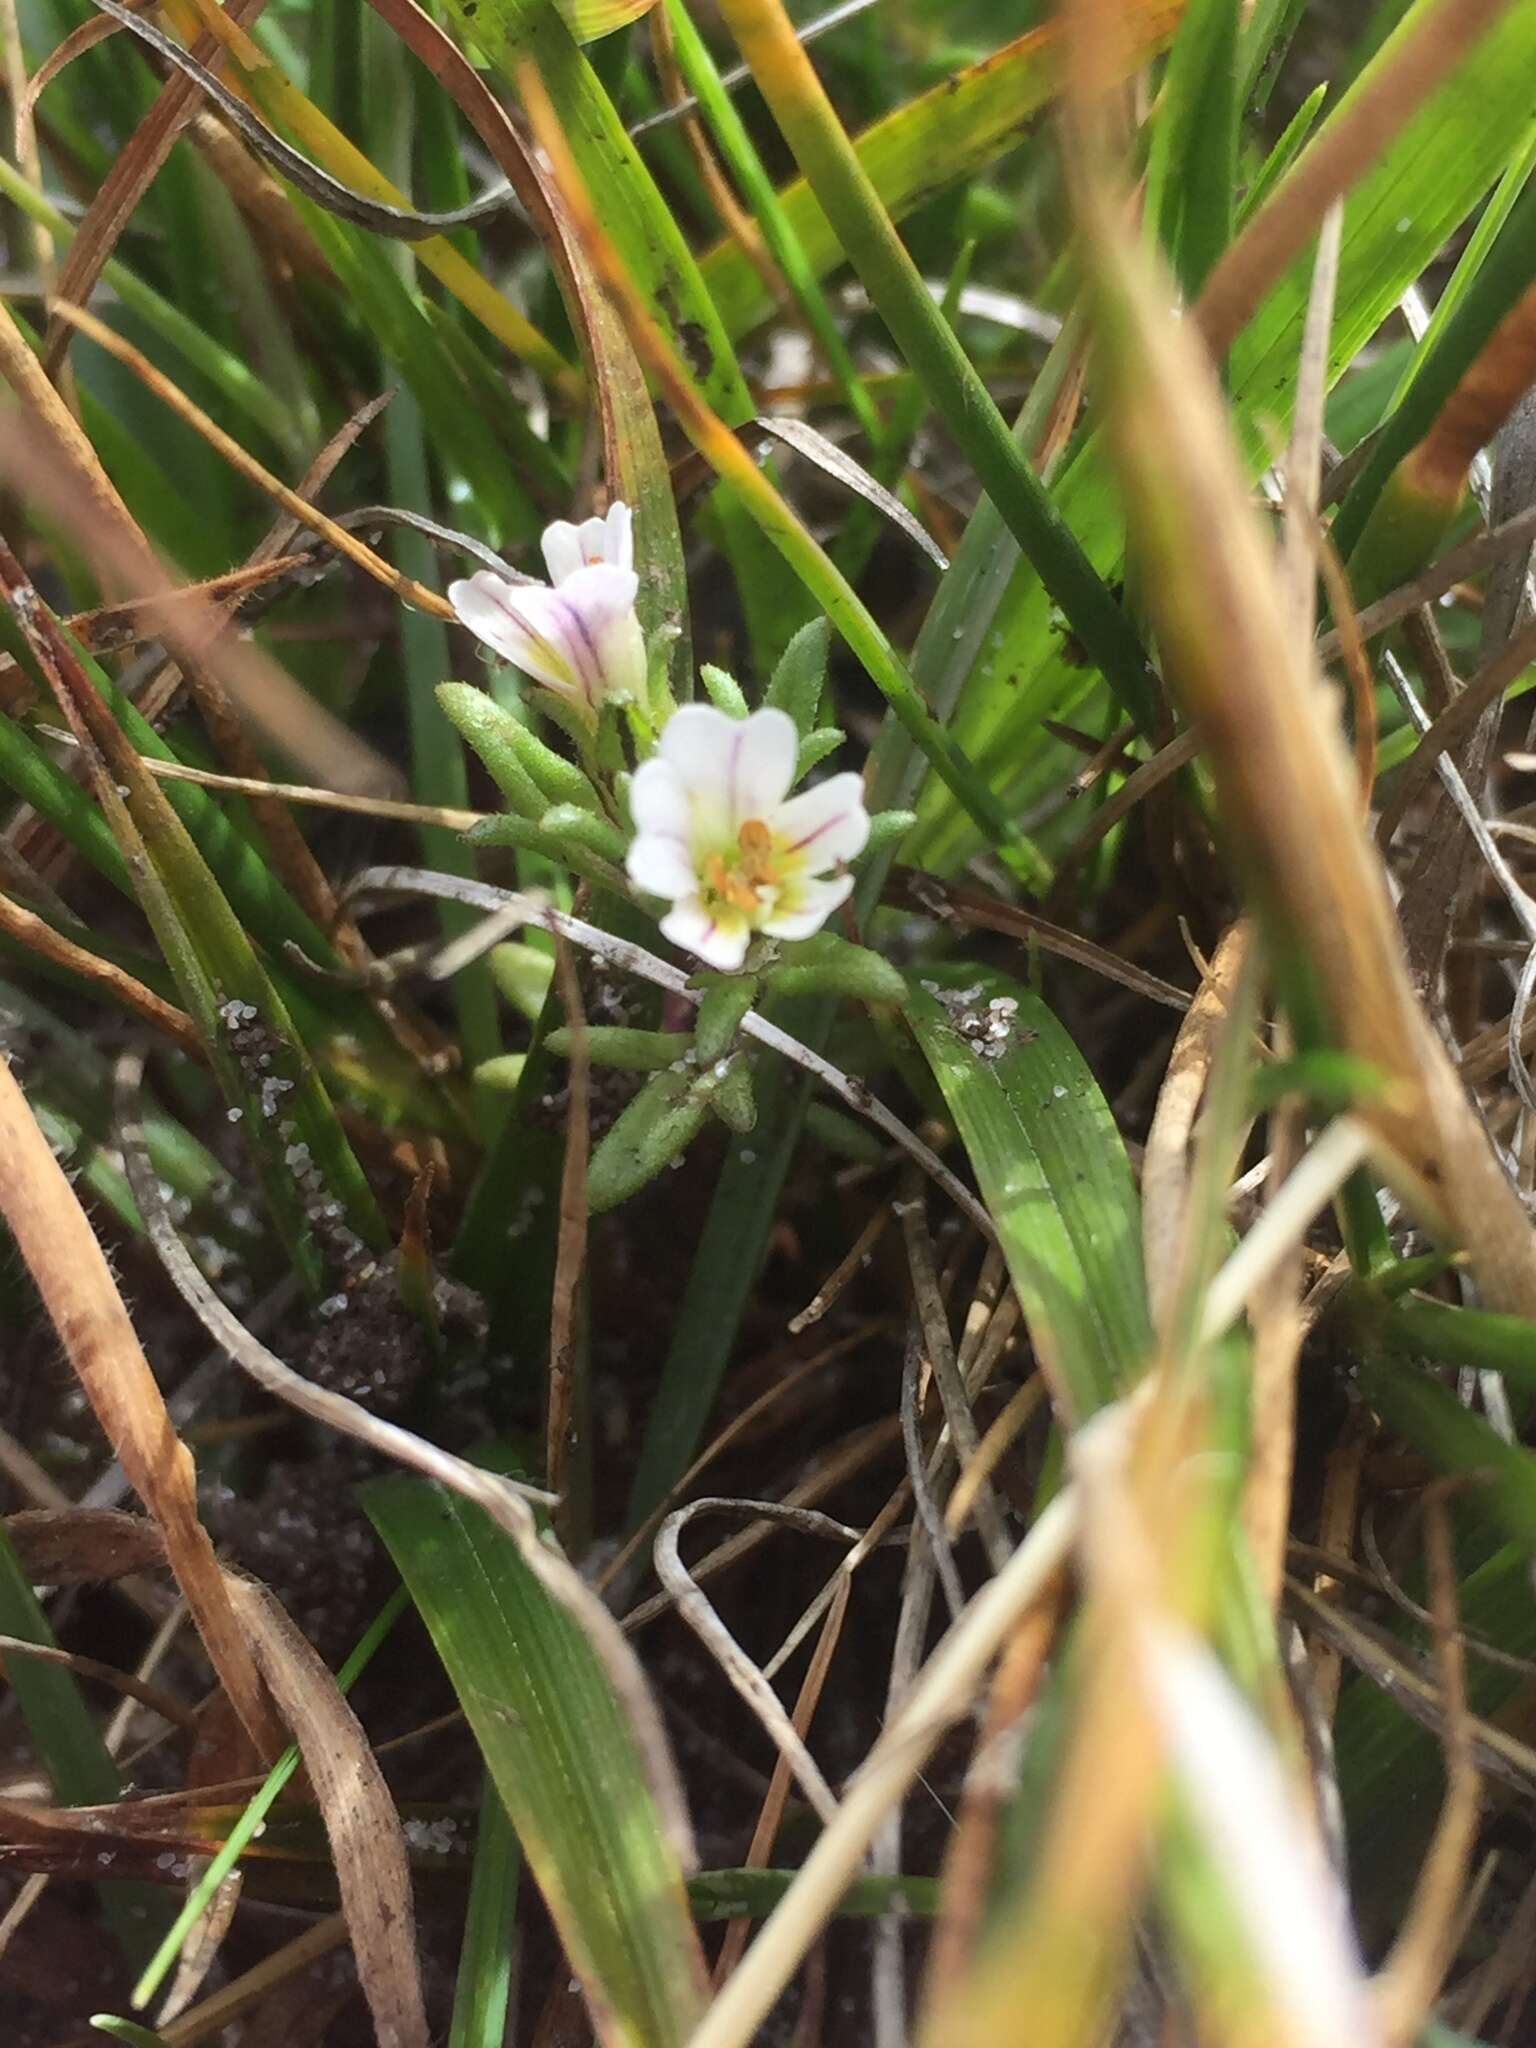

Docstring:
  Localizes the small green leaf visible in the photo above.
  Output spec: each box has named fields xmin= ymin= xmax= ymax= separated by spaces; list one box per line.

xmin=545 ymin=1026 xmax=692 ymax=1071
xmin=709 ymin=1060 xmax=758 ymax=1134
xmin=765 ymin=932 xmax=908 ymax=1005
xmin=437 ymin=682 xmax=548 ymax=818
xmin=796 ymin=728 xmax=846 ymax=777
xmin=693 ymin=975 xmax=758 ymax=1062
xmin=440 ymin=682 xmax=602 ymax=812
xmin=469 ymin=813 xmax=628 ymax=893
xmin=539 ymin=802 xmax=628 ymax=865
xmin=765 ymin=617 xmax=831 ymax=734
xmin=474 ymin=1054 xmax=528 ymax=1092
xmin=865 ymin=808 xmax=919 ymax=853
xmin=587 ymin=1069 xmax=709 ymax=1211
xmin=699 ymin=662 xmax=750 ymax=719
xmin=490 ymin=942 xmax=555 ymax=1022
xmin=804 ymin=1100 xmax=886 ymax=1166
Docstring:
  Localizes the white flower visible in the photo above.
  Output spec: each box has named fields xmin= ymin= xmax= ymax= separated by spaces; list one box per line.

xmin=626 ymin=704 xmax=870 ymax=972
xmin=448 ymin=502 xmax=645 ymax=724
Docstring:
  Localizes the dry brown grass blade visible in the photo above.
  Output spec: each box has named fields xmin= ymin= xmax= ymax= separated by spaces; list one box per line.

xmin=0 ymin=387 xmax=401 ymax=800
xmin=0 ymin=1634 xmax=195 ymax=1729
xmin=596 ymin=1325 xmax=886 ymax=1594
xmin=0 ymin=889 xmax=201 ymax=1050
xmin=5 ymin=1505 xmax=171 ymax=1581
xmin=222 ymin=1575 xmax=430 ymax=2048
xmin=1372 ymin=1495 xmax=1479 ymax=2044
xmin=713 ymin=1578 xmax=851 ymax=1985
xmin=1244 ymin=210 xmax=1347 ymax=1607
xmin=0 ymin=1056 xmax=283 ymax=1762
xmin=897 ymin=871 xmax=1191 ymax=1012
xmin=1142 ymin=922 xmax=1250 ymax=1337
xmin=1193 ymin=0 xmax=1521 ymax=359
xmin=0 ymin=292 xmax=147 ymax=556
xmin=0 ymin=557 xmax=315 ymax=708
xmin=43 ymin=0 xmax=271 ymax=375
xmin=21 ymin=8 xmax=124 ymax=126
xmin=650 ymin=1 xmax=779 ymax=292
xmin=159 ymin=1912 xmax=350 ymax=2047
xmin=1071 ymin=108 xmax=1536 ymax=1318
xmin=686 ymin=1468 xmax=1084 ymax=2048
xmin=920 ymin=1575 xmax=1066 ymax=2013
xmin=1376 ymin=613 xmax=1536 ymax=852
xmin=46 ymin=301 xmax=448 ymax=619
xmin=34 ymin=728 xmax=482 ymax=829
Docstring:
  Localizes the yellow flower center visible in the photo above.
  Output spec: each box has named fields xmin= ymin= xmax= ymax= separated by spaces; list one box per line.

xmin=701 ymin=818 xmax=784 ymax=917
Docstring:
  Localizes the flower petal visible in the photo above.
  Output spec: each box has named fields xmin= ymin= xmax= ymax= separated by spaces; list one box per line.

xmin=454 ymin=564 xmax=643 ymax=715
xmin=661 ymin=896 xmax=750 ymax=972
xmin=656 ymin=705 xmax=798 ymax=829
xmin=542 ymin=504 xmax=634 ymax=582
xmin=626 ymin=831 xmax=697 ymax=902
xmin=602 ymin=501 xmax=634 ymax=572
xmin=628 ymin=757 xmax=691 ymax=840
xmin=771 ymin=772 xmax=870 ymax=872
xmin=539 ymin=520 xmax=585 ymax=587
xmin=761 ymin=871 xmax=853 ymax=942
xmin=449 ymin=571 xmax=576 ymax=689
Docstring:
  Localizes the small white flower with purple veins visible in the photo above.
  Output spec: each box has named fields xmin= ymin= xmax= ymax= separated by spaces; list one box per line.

xmin=626 ymin=704 xmax=870 ymax=972
xmin=448 ymin=502 xmax=645 ymax=724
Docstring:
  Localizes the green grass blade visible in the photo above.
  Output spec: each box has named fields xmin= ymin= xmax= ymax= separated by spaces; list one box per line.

xmin=449 ymin=1775 xmax=522 ymax=2048
xmin=1332 ymin=164 xmax=1536 ymax=576
xmin=131 ymin=1588 xmax=409 ymax=2011
xmin=1235 ymin=82 xmax=1328 ymax=227
xmin=0 ymin=1523 xmax=120 ymax=1802
xmin=438 ymin=0 xmax=753 ymax=423
xmin=1145 ymin=0 xmax=1239 ymax=301
xmin=1360 ymin=1355 xmax=1536 ymax=1553
xmin=662 ymin=0 xmax=883 ymax=449
xmin=914 ymin=0 xmax=1536 ymax=869
xmin=699 ymin=10 xmax=1182 ymax=341
xmin=0 ymin=1523 xmax=170 ymax=1961
xmin=91 ymin=2020 xmax=170 ymax=2048
xmin=714 ymin=0 xmax=1158 ymax=735
xmin=1374 ymin=1296 xmax=1536 ymax=1385
xmin=363 ymin=1472 xmax=709 ymax=2048
xmin=366 ymin=14 xmax=500 ymax=1067
xmin=907 ymin=968 xmax=1151 ymax=1420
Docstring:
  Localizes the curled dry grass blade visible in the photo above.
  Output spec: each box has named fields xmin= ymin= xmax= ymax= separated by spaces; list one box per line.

xmin=0 ymin=1056 xmax=282 ymax=1763
xmin=0 ymin=306 xmax=401 ymax=800
xmin=218 ymin=1578 xmax=430 ymax=2048
xmin=1066 ymin=70 xmax=1536 ymax=1319
xmin=145 ymin=0 xmax=582 ymax=396
xmin=43 ymin=0 xmax=270 ymax=379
